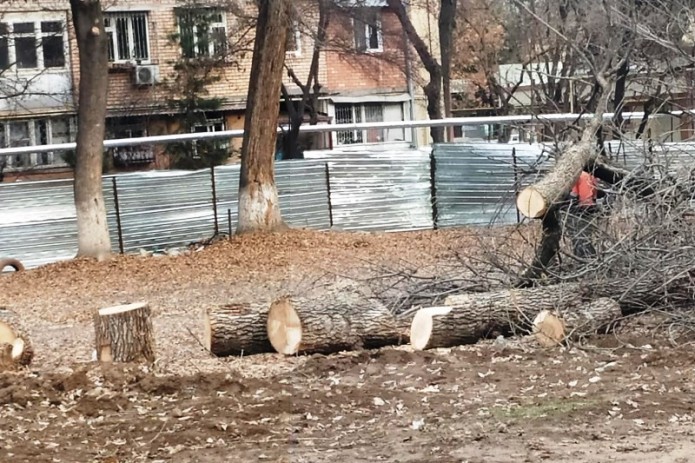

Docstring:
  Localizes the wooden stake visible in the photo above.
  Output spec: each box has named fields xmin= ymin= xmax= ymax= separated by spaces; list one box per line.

xmin=94 ymin=302 xmax=155 ymax=363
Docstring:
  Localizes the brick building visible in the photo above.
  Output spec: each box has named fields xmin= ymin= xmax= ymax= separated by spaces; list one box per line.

xmin=0 ymin=0 xmax=434 ymax=179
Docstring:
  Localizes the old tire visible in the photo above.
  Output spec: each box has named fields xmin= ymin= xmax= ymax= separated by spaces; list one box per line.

xmin=0 ymin=258 xmax=24 ymax=272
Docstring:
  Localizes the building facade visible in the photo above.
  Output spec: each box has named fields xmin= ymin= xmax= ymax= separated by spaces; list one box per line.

xmin=0 ymin=0 xmax=432 ymax=180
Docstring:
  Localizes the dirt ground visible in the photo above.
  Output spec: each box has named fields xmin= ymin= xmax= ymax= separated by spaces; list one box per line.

xmin=1 ymin=228 xmax=695 ymax=463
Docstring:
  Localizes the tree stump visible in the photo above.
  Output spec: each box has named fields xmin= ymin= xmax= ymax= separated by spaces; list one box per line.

xmin=0 ymin=308 xmax=34 ymax=366
xmin=203 ymin=303 xmax=274 ymax=356
xmin=93 ymin=302 xmax=155 ymax=363
xmin=266 ymin=296 xmax=409 ymax=355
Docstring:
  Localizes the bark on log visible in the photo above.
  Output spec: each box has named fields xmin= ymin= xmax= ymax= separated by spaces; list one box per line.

xmin=267 ymin=296 xmax=409 ymax=355
xmin=0 ymin=343 xmax=15 ymax=371
xmin=0 ymin=258 xmax=24 ymax=272
xmin=203 ymin=303 xmax=274 ymax=356
xmin=410 ymin=285 xmax=584 ymax=350
xmin=516 ymin=117 xmax=603 ymax=219
xmin=533 ymin=297 xmax=622 ymax=347
xmin=0 ymin=308 xmax=34 ymax=366
xmin=93 ymin=302 xmax=155 ymax=363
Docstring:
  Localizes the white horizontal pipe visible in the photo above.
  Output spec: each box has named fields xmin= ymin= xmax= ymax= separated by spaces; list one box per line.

xmin=0 ymin=110 xmax=691 ymax=156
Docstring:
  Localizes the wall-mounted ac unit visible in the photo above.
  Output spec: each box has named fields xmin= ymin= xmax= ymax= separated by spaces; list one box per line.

xmin=133 ymin=64 xmax=159 ymax=86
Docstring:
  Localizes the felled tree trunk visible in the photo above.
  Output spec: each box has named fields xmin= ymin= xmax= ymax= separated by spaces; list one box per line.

xmin=533 ymin=297 xmax=622 ymax=347
xmin=93 ymin=302 xmax=155 ymax=363
xmin=0 ymin=308 xmax=33 ymax=366
xmin=266 ymin=296 xmax=409 ymax=355
xmin=409 ymin=285 xmax=584 ymax=350
xmin=516 ymin=116 xmax=603 ymax=219
xmin=203 ymin=303 xmax=274 ymax=356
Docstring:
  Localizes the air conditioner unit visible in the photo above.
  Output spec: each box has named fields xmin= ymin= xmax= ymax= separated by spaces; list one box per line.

xmin=133 ymin=64 xmax=159 ymax=86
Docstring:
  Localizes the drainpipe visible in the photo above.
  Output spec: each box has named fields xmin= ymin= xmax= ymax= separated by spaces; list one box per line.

xmin=403 ymin=2 xmax=418 ymax=147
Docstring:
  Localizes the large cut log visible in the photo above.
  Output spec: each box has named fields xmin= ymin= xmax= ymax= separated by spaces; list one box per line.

xmin=533 ymin=297 xmax=622 ymax=347
xmin=93 ymin=302 xmax=155 ymax=363
xmin=203 ymin=303 xmax=274 ymax=356
xmin=267 ymin=296 xmax=409 ymax=355
xmin=409 ymin=285 xmax=584 ymax=350
xmin=0 ymin=308 xmax=34 ymax=366
xmin=516 ymin=116 xmax=603 ymax=219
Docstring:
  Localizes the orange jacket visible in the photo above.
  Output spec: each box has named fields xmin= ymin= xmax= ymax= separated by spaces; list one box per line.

xmin=571 ymin=171 xmax=598 ymax=206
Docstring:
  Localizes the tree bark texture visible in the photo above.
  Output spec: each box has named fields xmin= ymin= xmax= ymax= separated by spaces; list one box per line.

xmin=203 ymin=303 xmax=274 ymax=356
xmin=70 ymin=0 xmax=112 ymax=259
xmin=516 ymin=115 xmax=603 ymax=219
xmin=0 ymin=308 xmax=34 ymax=366
xmin=237 ymin=0 xmax=292 ymax=233
xmin=267 ymin=294 xmax=409 ymax=355
xmin=93 ymin=302 xmax=155 ymax=363
xmin=387 ymin=0 xmax=445 ymax=143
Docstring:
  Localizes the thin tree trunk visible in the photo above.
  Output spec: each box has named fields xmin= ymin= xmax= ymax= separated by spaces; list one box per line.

xmin=282 ymin=0 xmax=330 ymax=159
xmin=237 ymin=0 xmax=291 ymax=233
xmin=387 ymin=0 xmax=445 ymax=144
xmin=70 ymin=0 xmax=111 ymax=259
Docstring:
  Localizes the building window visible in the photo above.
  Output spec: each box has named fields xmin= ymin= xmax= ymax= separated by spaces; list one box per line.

xmin=0 ymin=19 xmax=66 ymax=71
xmin=192 ymin=118 xmax=228 ymax=158
xmin=354 ymin=9 xmax=382 ymax=52
xmin=177 ymin=8 xmax=227 ymax=59
xmin=335 ymin=103 xmax=387 ymax=145
xmin=0 ymin=117 xmax=75 ymax=169
xmin=104 ymin=12 xmax=150 ymax=63
xmin=107 ymin=118 xmax=154 ymax=167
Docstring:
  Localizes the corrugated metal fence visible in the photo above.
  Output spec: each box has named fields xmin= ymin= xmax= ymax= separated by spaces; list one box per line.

xmin=3 ymin=142 xmax=694 ymax=269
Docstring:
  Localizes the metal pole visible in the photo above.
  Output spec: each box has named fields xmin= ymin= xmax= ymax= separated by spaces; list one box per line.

xmin=511 ymin=147 xmax=521 ymax=224
xmin=111 ymin=176 xmax=125 ymax=254
xmin=210 ymin=165 xmax=219 ymax=235
xmin=429 ymin=149 xmax=439 ymax=229
xmin=2 ymin=111 xmax=693 ymax=157
xmin=228 ymin=208 xmax=233 ymax=238
xmin=324 ymin=163 xmax=334 ymax=228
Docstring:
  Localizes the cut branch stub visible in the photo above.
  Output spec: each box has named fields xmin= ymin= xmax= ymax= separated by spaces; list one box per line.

xmin=204 ymin=303 xmax=274 ymax=356
xmin=93 ymin=302 xmax=155 ymax=363
xmin=533 ymin=298 xmax=622 ymax=346
xmin=0 ymin=308 xmax=34 ymax=366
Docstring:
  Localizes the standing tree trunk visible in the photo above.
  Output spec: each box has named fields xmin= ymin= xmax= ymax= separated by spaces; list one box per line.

xmin=237 ymin=0 xmax=292 ymax=234
xmin=387 ymin=0 xmax=447 ymax=144
xmin=280 ymin=0 xmax=330 ymax=160
xmin=439 ymin=0 xmax=457 ymax=141
xmin=70 ymin=0 xmax=112 ymax=259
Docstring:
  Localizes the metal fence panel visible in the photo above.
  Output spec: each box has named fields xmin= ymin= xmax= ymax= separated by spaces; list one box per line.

xmin=112 ymin=169 xmax=217 ymax=252
xmin=0 ymin=179 xmax=79 ymax=269
xmin=326 ymin=150 xmax=433 ymax=231
xmin=6 ymin=140 xmax=693 ymax=271
xmin=434 ymin=143 xmax=549 ymax=227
